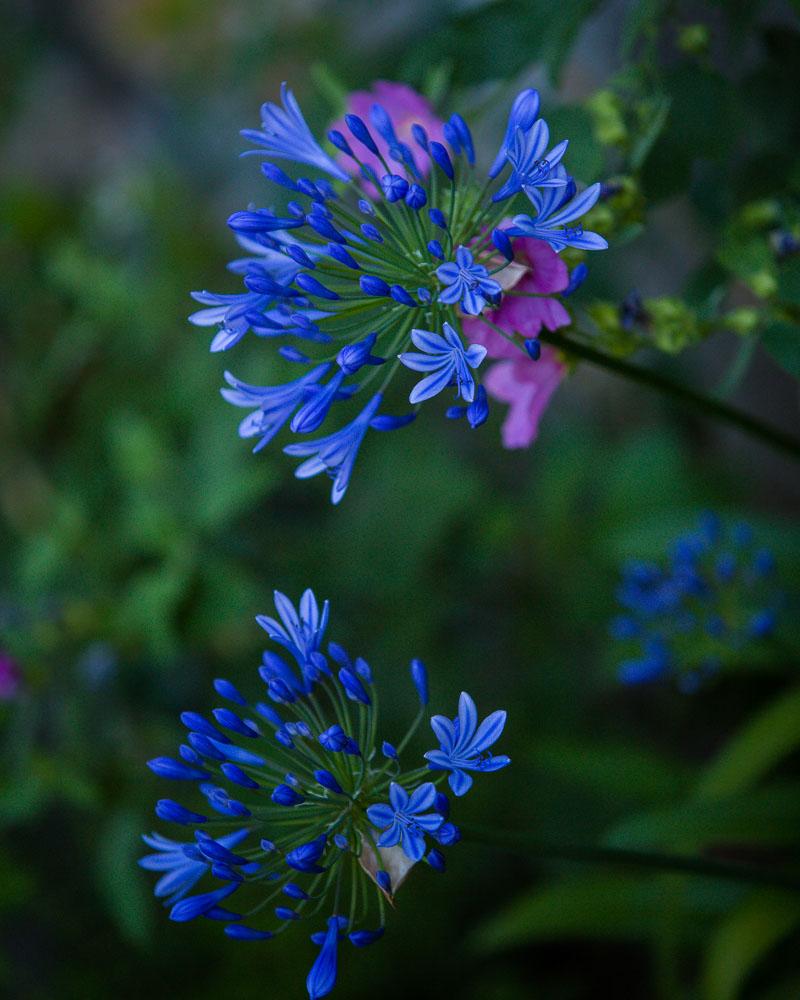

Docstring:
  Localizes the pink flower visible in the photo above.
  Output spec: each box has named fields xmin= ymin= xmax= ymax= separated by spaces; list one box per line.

xmin=484 ymin=352 xmax=564 ymax=448
xmin=462 ymin=237 xmax=570 ymax=448
xmin=0 ymin=652 xmax=21 ymax=701
xmin=331 ymin=82 xmax=445 ymax=184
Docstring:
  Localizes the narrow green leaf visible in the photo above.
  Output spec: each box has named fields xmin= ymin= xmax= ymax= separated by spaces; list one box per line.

xmin=695 ymin=686 xmax=800 ymax=801
xmin=702 ymin=891 xmax=800 ymax=1000
xmin=603 ymin=783 xmax=800 ymax=850
xmin=96 ymin=810 xmax=154 ymax=946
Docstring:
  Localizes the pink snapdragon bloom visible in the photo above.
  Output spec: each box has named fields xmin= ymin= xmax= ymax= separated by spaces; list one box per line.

xmin=331 ymin=81 xmax=445 ymax=183
xmin=462 ymin=238 xmax=570 ymax=448
xmin=0 ymin=652 xmax=21 ymax=700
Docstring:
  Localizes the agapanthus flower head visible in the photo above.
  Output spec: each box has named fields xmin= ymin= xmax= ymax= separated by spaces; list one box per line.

xmin=610 ymin=513 xmax=785 ymax=692
xmin=141 ymin=589 xmax=509 ymax=998
xmin=191 ymin=80 xmax=607 ymax=502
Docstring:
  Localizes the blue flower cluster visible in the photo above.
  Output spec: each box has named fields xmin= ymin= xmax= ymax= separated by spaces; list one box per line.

xmin=141 ymin=588 xmax=509 ymax=998
xmin=190 ymin=83 xmax=606 ymax=503
xmin=610 ymin=513 xmax=784 ymax=692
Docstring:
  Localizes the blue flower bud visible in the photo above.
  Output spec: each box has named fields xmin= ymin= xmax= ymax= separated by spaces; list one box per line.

xmin=434 ymin=792 xmax=449 ymax=817
xmin=334 ymin=834 xmax=349 ymax=850
xmin=260 ymin=162 xmax=298 ymax=189
xmin=749 ymin=608 xmax=776 ymax=638
xmin=285 ymin=243 xmax=316 ymax=269
xmin=358 ymin=198 xmax=375 ymax=215
xmin=319 ymin=724 xmax=348 ymax=752
xmin=417 ymin=287 xmax=432 ymax=303
xmin=338 ymin=667 xmax=371 ymax=705
xmin=271 ymin=783 xmax=305 ymax=806
xmin=376 ymin=870 xmax=392 ymax=894
xmin=155 ymin=799 xmax=208 ymax=825
xmin=524 ymin=339 xmax=541 ymax=360
xmin=405 ymin=183 xmax=427 ymax=210
xmin=224 ymin=925 xmax=273 ymax=940
xmin=563 ymin=261 xmax=588 ymax=296
xmin=427 ymin=239 xmax=445 ymax=260
xmin=467 ymin=385 xmax=489 ymax=429
xmin=180 ymin=711 xmax=231 ymax=743
xmin=212 ymin=707 xmax=260 ymax=738
xmin=314 ymin=768 xmax=344 ymax=794
xmin=283 ymin=883 xmax=310 ymax=900
xmin=327 ymin=129 xmax=353 ymax=155
xmin=275 ymin=906 xmax=301 ymax=921
xmin=410 ymin=658 xmax=429 ymax=705
xmin=360 ymin=223 xmax=384 ymax=243
xmin=349 ymin=928 xmax=385 ymax=947
xmin=261 ymin=839 xmax=276 ymax=853
xmin=390 ymin=284 xmax=417 ymax=307
xmin=187 ymin=732 xmax=227 ymax=761
xmin=295 ymin=273 xmax=340 ymax=301
xmin=344 ymin=114 xmax=379 ymax=155
xmin=359 ymin=275 xmax=391 ymax=297
xmin=435 ymin=821 xmax=460 ymax=846
xmin=326 ymin=243 xmax=360 ymax=269
xmin=449 ymin=113 xmax=474 ymax=164
xmin=426 ymin=848 xmax=446 ymax=872
xmin=305 ymin=214 xmax=346 ymax=244
xmin=220 ymin=762 xmax=260 ymax=789
xmin=147 ymin=757 xmax=210 ymax=781
xmin=492 ymin=228 xmax=514 ymax=262
xmin=369 ymin=103 xmax=397 ymax=143
xmin=443 ymin=120 xmax=461 ymax=154
xmin=411 ymin=123 xmax=429 ymax=150
xmin=381 ymin=173 xmax=409 ymax=202
xmin=428 ymin=208 xmax=447 ymax=229
xmin=429 ymin=141 xmax=454 ymax=180
xmin=381 ymin=741 xmax=398 ymax=759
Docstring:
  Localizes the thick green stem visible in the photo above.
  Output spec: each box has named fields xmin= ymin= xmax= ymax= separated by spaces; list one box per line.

xmin=463 ymin=824 xmax=800 ymax=891
xmin=536 ymin=328 xmax=800 ymax=461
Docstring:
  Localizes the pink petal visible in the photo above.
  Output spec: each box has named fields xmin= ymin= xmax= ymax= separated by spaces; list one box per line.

xmin=517 ymin=238 xmax=569 ymax=294
xmin=484 ymin=350 xmax=564 ymax=449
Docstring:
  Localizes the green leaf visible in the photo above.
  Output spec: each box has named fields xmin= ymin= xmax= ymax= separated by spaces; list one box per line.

xmin=695 ymin=686 xmax=800 ymax=801
xmin=702 ymin=891 xmax=800 ymax=1000
xmin=532 ymin=737 xmax=689 ymax=805
xmin=603 ymin=783 xmax=800 ymax=850
xmin=96 ymin=810 xmax=154 ymax=946
xmin=777 ymin=257 xmax=800 ymax=306
xmin=474 ymin=872 xmax=733 ymax=953
xmin=761 ymin=320 xmax=800 ymax=379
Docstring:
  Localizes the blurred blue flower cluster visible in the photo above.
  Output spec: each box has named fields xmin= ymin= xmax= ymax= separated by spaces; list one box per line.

xmin=610 ymin=513 xmax=784 ymax=692
xmin=141 ymin=588 xmax=508 ymax=998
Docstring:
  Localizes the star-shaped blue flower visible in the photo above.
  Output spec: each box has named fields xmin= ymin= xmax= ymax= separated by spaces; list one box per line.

xmin=398 ymin=323 xmax=487 ymax=404
xmin=436 ymin=246 xmax=503 ymax=315
xmin=138 ymin=828 xmax=249 ymax=905
xmin=424 ymin=692 xmax=510 ymax=796
xmin=366 ymin=781 xmax=444 ymax=862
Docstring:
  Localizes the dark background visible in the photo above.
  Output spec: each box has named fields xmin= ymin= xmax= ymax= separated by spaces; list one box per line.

xmin=2 ymin=1 xmax=800 ymax=997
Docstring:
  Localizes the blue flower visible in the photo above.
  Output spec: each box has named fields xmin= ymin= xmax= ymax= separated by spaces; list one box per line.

xmin=436 ymin=246 xmax=503 ymax=315
xmin=141 ymin=588 xmax=508 ymax=998
xmin=138 ymin=828 xmax=249 ymax=905
xmin=367 ymin=782 xmax=444 ymax=862
xmin=220 ymin=365 xmax=332 ymax=452
xmin=307 ymin=915 xmax=341 ymax=999
xmin=194 ymin=82 xmax=607 ymax=501
xmin=283 ymin=393 xmax=382 ymax=504
xmin=492 ymin=118 xmax=570 ymax=202
xmin=488 ymin=88 xmax=540 ymax=178
xmin=241 ymin=82 xmax=350 ymax=182
xmin=424 ymin=692 xmax=510 ymax=796
xmin=398 ymin=324 xmax=487 ymax=404
xmin=610 ymin=513 xmax=786 ymax=690
xmin=506 ymin=177 xmax=607 ymax=252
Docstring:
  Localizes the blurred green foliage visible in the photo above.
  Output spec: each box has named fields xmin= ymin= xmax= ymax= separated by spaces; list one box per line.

xmin=1 ymin=1 xmax=799 ymax=998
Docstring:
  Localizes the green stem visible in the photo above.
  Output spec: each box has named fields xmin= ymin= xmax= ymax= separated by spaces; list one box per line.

xmin=537 ymin=328 xmax=800 ymax=462
xmin=462 ymin=824 xmax=800 ymax=891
